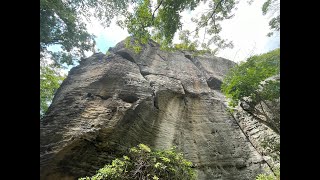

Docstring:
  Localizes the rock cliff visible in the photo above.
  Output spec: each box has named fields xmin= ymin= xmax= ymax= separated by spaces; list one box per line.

xmin=40 ymin=40 xmax=273 ymax=179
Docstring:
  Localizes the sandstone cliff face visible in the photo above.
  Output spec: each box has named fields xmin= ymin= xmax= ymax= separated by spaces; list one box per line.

xmin=40 ymin=40 xmax=272 ymax=179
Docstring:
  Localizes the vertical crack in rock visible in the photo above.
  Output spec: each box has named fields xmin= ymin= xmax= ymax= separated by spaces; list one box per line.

xmin=184 ymin=52 xmax=236 ymax=91
xmin=183 ymin=53 xmax=213 ymax=90
xmin=184 ymin=53 xmax=206 ymax=76
xmin=226 ymin=105 xmax=276 ymax=176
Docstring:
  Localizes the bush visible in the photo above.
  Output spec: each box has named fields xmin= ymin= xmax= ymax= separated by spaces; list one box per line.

xmin=256 ymin=168 xmax=280 ymax=180
xmin=221 ymin=48 xmax=280 ymax=108
xmin=79 ymin=144 xmax=196 ymax=180
xmin=221 ymin=48 xmax=280 ymax=134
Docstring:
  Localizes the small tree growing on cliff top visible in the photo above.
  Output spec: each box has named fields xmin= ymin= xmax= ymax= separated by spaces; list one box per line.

xmin=79 ymin=144 xmax=196 ymax=180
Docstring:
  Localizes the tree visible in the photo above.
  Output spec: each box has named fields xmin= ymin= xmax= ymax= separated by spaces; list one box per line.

xmin=248 ymin=0 xmax=280 ymax=37
xmin=40 ymin=0 xmax=279 ymax=65
xmin=40 ymin=0 xmax=131 ymax=66
xmin=221 ymin=48 xmax=280 ymax=134
xmin=79 ymin=144 xmax=196 ymax=180
xmin=40 ymin=64 xmax=65 ymax=118
xmin=262 ymin=0 xmax=280 ymax=37
xmin=40 ymin=0 xmax=275 ymax=118
xmin=40 ymin=0 xmax=131 ymax=118
xmin=116 ymin=0 xmax=236 ymax=53
xmin=41 ymin=0 xmax=263 ymax=65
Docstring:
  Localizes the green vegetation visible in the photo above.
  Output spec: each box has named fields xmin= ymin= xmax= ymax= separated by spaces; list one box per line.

xmin=40 ymin=0 xmax=130 ymax=66
xmin=40 ymin=0 xmax=129 ymax=118
xmin=247 ymin=0 xmax=280 ymax=37
xmin=79 ymin=144 xmax=196 ymax=180
xmin=172 ymin=30 xmax=219 ymax=55
xmin=118 ymin=0 xmax=236 ymax=52
xmin=40 ymin=65 xmax=65 ymax=118
xmin=221 ymin=48 xmax=280 ymax=134
xmin=41 ymin=0 xmax=241 ymax=66
xmin=256 ymin=168 xmax=280 ymax=180
xmin=40 ymin=0 xmax=279 ymax=65
xmin=222 ymin=48 xmax=280 ymax=107
xmin=40 ymin=1 xmax=280 ymax=178
xmin=40 ymin=0 xmax=280 ymax=125
xmin=40 ymin=0 xmax=240 ymax=115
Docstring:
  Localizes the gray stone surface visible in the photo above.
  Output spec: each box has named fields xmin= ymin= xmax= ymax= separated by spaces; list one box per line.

xmin=40 ymin=40 xmax=273 ymax=180
xmin=231 ymin=75 xmax=280 ymax=171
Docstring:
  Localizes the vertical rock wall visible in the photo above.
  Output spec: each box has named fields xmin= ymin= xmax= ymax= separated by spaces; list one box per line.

xmin=40 ymin=40 xmax=273 ymax=179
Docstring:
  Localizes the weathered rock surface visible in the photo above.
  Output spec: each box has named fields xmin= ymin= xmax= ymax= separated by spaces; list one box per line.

xmin=40 ymin=40 xmax=273 ymax=179
xmin=232 ymin=75 xmax=280 ymax=171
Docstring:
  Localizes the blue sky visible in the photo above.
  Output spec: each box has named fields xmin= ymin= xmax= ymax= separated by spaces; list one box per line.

xmin=47 ymin=35 xmax=114 ymax=54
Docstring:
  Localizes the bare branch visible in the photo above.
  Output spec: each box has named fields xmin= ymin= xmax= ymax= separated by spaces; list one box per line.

xmin=241 ymin=102 xmax=279 ymax=134
xmin=151 ymin=0 xmax=163 ymax=22
xmin=190 ymin=0 xmax=224 ymax=34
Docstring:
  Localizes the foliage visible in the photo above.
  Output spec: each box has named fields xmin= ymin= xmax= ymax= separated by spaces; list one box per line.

xmin=124 ymin=37 xmax=144 ymax=54
xmin=117 ymin=0 xmax=236 ymax=53
xmin=261 ymin=0 xmax=280 ymax=36
xmin=248 ymin=0 xmax=279 ymax=37
xmin=222 ymin=48 xmax=279 ymax=107
xmin=40 ymin=65 xmax=65 ymax=118
xmin=40 ymin=0 xmax=130 ymax=117
xmin=40 ymin=0 xmax=235 ymax=56
xmin=40 ymin=0 xmax=278 ymax=65
xmin=172 ymin=30 xmax=219 ymax=56
xmin=256 ymin=168 xmax=280 ymax=180
xmin=79 ymin=144 xmax=196 ymax=180
xmin=221 ymin=48 xmax=280 ymax=133
xmin=40 ymin=0 xmax=130 ymax=66
xmin=172 ymin=42 xmax=217 ymax=57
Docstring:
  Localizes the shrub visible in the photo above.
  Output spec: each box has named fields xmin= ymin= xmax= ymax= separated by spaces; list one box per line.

xmin=256 ymin=168 xmax=280 ymax=180
xmin=221 ymin=48 xmax=280 ymax=134
xmin=79 ymin=144 xmax=196 ymax=180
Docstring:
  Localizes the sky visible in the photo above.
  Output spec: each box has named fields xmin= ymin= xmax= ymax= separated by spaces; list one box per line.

xmin=48 ymin=0 xmax=280 ymax=74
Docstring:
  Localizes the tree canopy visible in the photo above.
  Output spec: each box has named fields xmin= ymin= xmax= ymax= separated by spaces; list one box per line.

xmin=117 ymin=0 xmax=236 ymax=53
xmin=40 ymin=0 xmax=130 ymax=66
xmin=39 ymin=0 xmax=240 ymax=118
xmin=40 ymin=0 xmax=242 ymax=66
xmin=40 ymin=0 xmax=280 ymax=64
xmin=40 ymin=0 xmax=131 ymax=117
